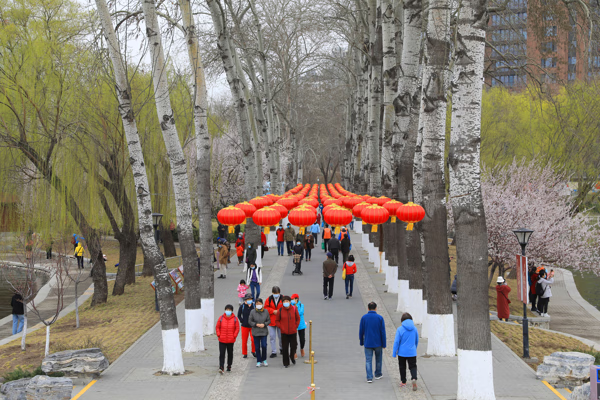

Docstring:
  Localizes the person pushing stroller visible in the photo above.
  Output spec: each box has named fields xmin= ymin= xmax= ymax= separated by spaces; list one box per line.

xmin=292 ymin=241 xmax=304 ymax=275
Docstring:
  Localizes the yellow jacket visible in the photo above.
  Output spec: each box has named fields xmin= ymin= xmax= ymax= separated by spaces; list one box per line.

xmin=74 ymin=243 xmax=84 ymax=257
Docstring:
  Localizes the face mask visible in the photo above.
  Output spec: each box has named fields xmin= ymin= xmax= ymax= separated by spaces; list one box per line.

xmin=256 ymin=305 xmax=263 ymax=310
xmin=225 ymin=310 xmax=232 ymax=316
xmin=297 ymin=242 xmax=301 ymax=245
xmin=248 ymin=245 xmax=252 ymax=249
xmin=246 ymin=300 xmax=253 ymax=305
xmin=283 ymin=302 xmax=290 ymax=308
xmin=291 ymin=300 xmax=297 ymax=305
xmin=279 ymin=226 xmax=282 ymax=229
xmin=273 ymin=294 xmax=280 ymax=299
xmin=251 ymin=266 xmax=255 ymax=269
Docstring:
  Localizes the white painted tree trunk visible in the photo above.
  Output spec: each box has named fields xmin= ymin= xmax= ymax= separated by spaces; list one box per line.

xmin=450 ymin=0 xmax=495 ymax=397
xmin=45 ymin=325 xmax=50 ymax=357
xmin=201 ymin=298 xmax=215 ymax=336
xmin=95 ymin=0 xmax=184 ymax=373
xmin=179 ymin=0 xmax=211 ymax=344
xmin=396 ymin=280 xmax=410 ymax=312
xmin=20 ymin=306 xmax=27 ymax=351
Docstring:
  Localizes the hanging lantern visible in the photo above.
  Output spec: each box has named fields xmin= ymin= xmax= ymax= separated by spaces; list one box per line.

xmin=342 ymin=196 xmax=363 ymax=211
xmin=396 ymin=202 xmax=426 ymax=231
xmin=352 ymin=201 xmax=371 ymax=219
xmin=299 ymin=197 xmax=319 ymax=208
xmin=367 ymin=196 xmax=391 ymax=206
xmin=235 ymin=202 xmax=257 ymax=224
xmin=277 ymin=197 xmax=299 ymax=211
xmin=324 ymin=207 xmax=353 ymax=234
xmin=323 ymin=198 xmax=342 ymax=207
xmin=270 ymin=203 xmax=289 ymax=219
xmin=249 ymin=197 xmax=270 ymax=210
xmin=361 ymin=205 xmax=390 ymax=232
xmin=288 ymin=207 xmax=317 ymax=234
xmin=383 ymin=200 xmax=403 ymax=223
xmin=217 ymin=206 xmax=247 ymax=233
xmin=252 ymin=207 xmax=281 ymax=234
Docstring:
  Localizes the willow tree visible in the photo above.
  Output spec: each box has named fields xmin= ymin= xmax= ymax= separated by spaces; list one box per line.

xmin=420 ymin=0 xmax=455 ymax=356
xmin=94 ymin=0 xmax=185 ymax=373
xmin=449 ymin=0 xmax=495 ymax=396
xmin=140 ymin=0 xmax=203 ymax=349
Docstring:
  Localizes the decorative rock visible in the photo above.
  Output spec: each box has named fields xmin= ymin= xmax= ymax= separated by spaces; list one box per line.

xmin=569 ymin=383 xmax=590 ymax=400
xmin=536 ymin=352 xmax=595 ymax=387
xmin=0 ymin=378 xmax=31 ymax=400
xmin=41 ymin=348 xmax=108 ymax=375
xmin=24 ymin=376 xmax=72 ymax=400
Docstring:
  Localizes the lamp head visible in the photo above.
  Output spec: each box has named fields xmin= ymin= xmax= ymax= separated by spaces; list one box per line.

xmin=513 ymin=228 xmax=533 ymax=246
xmin=152 ymin=213 xmax=163 ymax=227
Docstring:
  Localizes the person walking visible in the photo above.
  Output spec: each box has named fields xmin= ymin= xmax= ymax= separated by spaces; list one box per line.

xmin=392 ymin=313 xmax=419 ymax=391
xmin=537 ymin=269 xmax=555 ymax=317
xmin=237 ymin=294 xmax=256 ymax=359
xmin=322 ymin=224 xmax=332 ymax=252
xmin=217 ymin=223 xmax=227 ymax=240
xmin=450 ymin=275 xmax=458 ymax=301
xmin=235 ymin=233 xmax=245 ymax=250
xmin=341 ymin=234 xmax=351 ymax=264
xmin=245 ymin=243 xmax=257 ymax=272
xmin=237 ymin=280 xmax=249 ymax=304
xmin=343 ymin=255 xmax=357 ymax=299
xmin=284 ymin=224 xmax=296 ymax=256
xmin=295 ymin=232 xmax=306 ymax=248
xmin=292 ymin=241 xmax=304 ymax=274
xmin=216 ymin=304 xmax=240 ymax=374
xmin=359 ymin=302 xmax=386 ymax=383
xmin=249 ymin=298 xmax=270 ymax=367
xmin=246 ymin=263 xmax=262 ymax=300
xmin=304 ymin=233 xmax=314 ymax=261
xmin=328 ymin=235 xmax=340 ymax=264
xmin=322 ymin=252 xmax=337 ymax=300
xmin=496 ymin=276 xmax=511 ymax=321
xmin=217 ymin=243 xmax=229 ymax=279
xmin=277 ymin=296 xmax=300 ymax=368
xmin=236 ymin=244 xmax=245 ymax=266
xmin=276 ymin=225 xmax=285 ymax=256
xmin=291 ymin=294 xmax=307 ymax=357
xmin=310 ymin=222 xmax=320 ymax=245
xmin=74 ymin=241 xmax=85 ymax=269
xmin=11 ymin=292 xmax=24 ymax=335
xmin=528 ymin=265 xmax=540 ymax=313
xmin=260 ymin=230 xmax=267 ymax=259
xmin=316 ymin=212 xmax=321 ymax=227
xmin=265 ymin=286 xmax=283 ymax=357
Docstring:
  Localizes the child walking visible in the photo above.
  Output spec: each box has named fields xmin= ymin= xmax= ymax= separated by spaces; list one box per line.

xmin=237 ymin=280 xmax=249 ymax=304
xmin=392 ymin=313 xmax=419 ymax=391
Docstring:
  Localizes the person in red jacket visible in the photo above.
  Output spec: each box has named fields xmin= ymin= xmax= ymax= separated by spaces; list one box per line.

xmin=277 ymin=296 xmax=300 ymax=368
xmin=216 ymin=304 xmax=240 ymax=373
xmin=276 ymin=225 xmax=285 ymax=256
xmin=265 ymin=286 xmax=283 ymax=358
xmin=343 ymin=255 xmax=357 ymax=299
xmin=261 ymin=230 xmax=267 ymax=259
xmin=496 ymin=277 xmax=511 ymax=321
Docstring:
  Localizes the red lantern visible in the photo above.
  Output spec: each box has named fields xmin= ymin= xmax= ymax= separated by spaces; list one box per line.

xmin=361 ymin=205 xmax=390 ymax=232
xmin=235 ymin=202 xmax=257 ymax=224
xmin=299 ymin=197 xmax=319 ymax=208
xmin=383 ymin=200 xmax=403 ymax=223
xmin=323 ymin=198 xmax=342 ymax=207
xmin=252 ymin=207 xmax=281 ymax=234
xmin=249 ymin=197 xmax=270 ymax=210
xmin=324 ymin=207 xmax=353 ymax=234
xmin=217 ymin=206 xmax=247 ymax=233
xmin=352 ymin=202 xmax=371 ymax=218
xmin=277 ymin=197 xmax=299 ymax=211
xmin=342 ymin=196 xmax=363 ymax=210
xmin=367 ymin=196 xmax=390 ymax=206
xmin=288 ymin=207 xmax=317 ymax=234
xmin=270 ymin=203 xmax=289 ymax=219
xmin=396 ymin=202 xmax=426 ymax=231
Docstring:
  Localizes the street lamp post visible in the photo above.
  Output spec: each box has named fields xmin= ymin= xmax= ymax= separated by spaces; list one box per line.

xmin=513 ymin=228 xmax=534 ymax=360
xmin=152 ymin=213 xmax=163 ymax=245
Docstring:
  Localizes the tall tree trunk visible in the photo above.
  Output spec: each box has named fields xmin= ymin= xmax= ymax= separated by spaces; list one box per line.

xmin=207 ymin=0 xmax=258 ymax=200
xmin=161 ymin=221 xmax=178 ymax=258
xmin=380 ymin=0 xmax=396 ymax=193
xmin=179 ymin=0 xmax=210 ymax=348
xmin=450 ymin=0 xmax=495 ymax=396
xmin=344 ymin=94 xmax=354 ymax=189
xmin=94 ymin=0 xmax=184 ymax=373
xmin=368 ymin=0 xmax=383 ymax=196
xmin=123 ymin=227 xmax=137 ymax=285
xmin=141 ymin=0 xmax=201 ymax=357
xmin=420 ymin=0 xmax=455 ymax=356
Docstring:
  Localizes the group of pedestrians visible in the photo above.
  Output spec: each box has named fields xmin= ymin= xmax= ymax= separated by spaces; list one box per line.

xmin=216 ymin=285 xmax=308 ymax=373
xmin=529 ymin=264 xmax=555 ymax=317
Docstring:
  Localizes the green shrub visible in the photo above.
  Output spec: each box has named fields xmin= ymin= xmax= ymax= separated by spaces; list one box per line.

xmin=574 ymin=347 xmax=600 ymax=364
xmin=2 ymin=366 xmax=62 ymax=382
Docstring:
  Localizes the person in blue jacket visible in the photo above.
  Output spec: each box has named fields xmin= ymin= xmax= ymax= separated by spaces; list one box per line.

xmin=291 ymin=293 xmax=307 ymax=357
xmin=392 ymin=313 xmax=419 ymax=391
xmin=359 ymin=302 xmax=386 ymax=383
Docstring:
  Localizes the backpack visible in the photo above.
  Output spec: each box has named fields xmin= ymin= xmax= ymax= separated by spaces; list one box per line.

xmin=535 ymin=281 xmax=545 ymax=296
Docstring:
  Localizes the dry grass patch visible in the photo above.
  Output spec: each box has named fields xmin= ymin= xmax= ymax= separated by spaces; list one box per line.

xmin=0 ymin=277 xmax=183 ymax=377
xmin=490 ymin=321 xmax=592 ymax=369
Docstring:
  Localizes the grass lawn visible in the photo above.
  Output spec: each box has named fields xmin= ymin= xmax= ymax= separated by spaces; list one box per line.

xmin=0 ymin=277 xmax=183 ymax=378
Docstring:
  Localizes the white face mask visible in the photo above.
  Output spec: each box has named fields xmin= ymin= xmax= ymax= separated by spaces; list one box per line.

xmin=256 ymin=305 xmax=263 ymax=310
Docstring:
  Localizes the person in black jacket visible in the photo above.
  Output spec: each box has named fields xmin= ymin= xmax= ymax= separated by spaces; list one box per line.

xmin=340 ymin=235 xmax=351 ymax=263
xmin=238 ymin=294 xmax=256 ymax=358
xmin=217 ymin=223 xmax=227 ymax=240
xmin=292 ymin=241 xmax=304 ymax=273
xmin=328 ymin=236 xmax=341 ymax=264
xmin=246 ymin=244 xmax=257 ymax=271
xmin=11 ymin=293 xmax=24 ymax=335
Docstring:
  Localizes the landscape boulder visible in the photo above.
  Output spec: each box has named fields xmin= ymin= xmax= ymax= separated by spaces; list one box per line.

xmin=569 ymin=382 xmax=590 ymax=400
xmin=41 ymin=348 xmax=108 ymax=376
xmin=0 ymin=378 xmax=31 ymax=400
xmin=24 ymin=376 xmax=72 ymax=400
xmin=536 ymin=352 xmax=595 ymax=387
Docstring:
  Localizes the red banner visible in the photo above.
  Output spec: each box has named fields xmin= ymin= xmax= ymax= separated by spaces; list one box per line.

xmin=516 ymin=254 xmax=529 ymax=304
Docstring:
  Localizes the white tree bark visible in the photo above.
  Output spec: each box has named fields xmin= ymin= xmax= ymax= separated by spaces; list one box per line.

xmin=368 ymin=0 xmax=383 ymax=196
xmin=179 ymin=0 xmax=208 ymax=349
xmin=450 ymin=0 xmax=495 ymax=397
xmin=380 ymin=0 xmax=396 ymax=193
xmin=95 ymin=0 xmax=184 ymax=373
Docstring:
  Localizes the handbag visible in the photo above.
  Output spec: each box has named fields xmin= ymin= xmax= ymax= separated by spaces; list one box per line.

xmin=264 ymin=246 xmax=269 ymax=252
xmin=342 ymin=267 xmax=347 ymax=280
xmin=321 ymin=242 xmax=325 ymax=250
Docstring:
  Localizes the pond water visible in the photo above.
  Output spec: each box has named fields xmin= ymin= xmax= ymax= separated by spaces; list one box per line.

xmin=572 ymin=271 xmax=600 ymax=310
xmin=0 ymin=268 xmax=49 ymax=319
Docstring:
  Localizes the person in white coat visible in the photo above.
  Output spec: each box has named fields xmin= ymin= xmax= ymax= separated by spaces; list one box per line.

xmin=246 ymin=264 xmax=262 ymax=301
xmin=537 ymin=269 xmax=555 ymax=317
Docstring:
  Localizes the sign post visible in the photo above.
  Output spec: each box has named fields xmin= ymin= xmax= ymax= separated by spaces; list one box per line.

xmin=516 ymin=253 xmax=530 ymax=359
